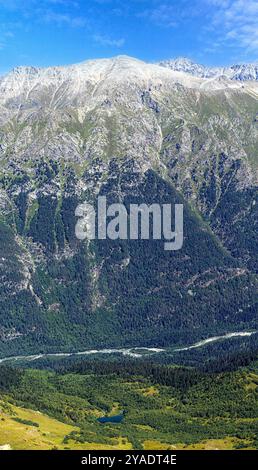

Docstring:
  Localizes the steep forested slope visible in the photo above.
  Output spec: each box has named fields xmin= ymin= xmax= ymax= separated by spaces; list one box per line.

xmin=0 ymin=57 xmax=257 ymax=355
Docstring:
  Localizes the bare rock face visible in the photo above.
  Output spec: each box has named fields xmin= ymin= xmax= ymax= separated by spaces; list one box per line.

xmin=0 ymin=56 xmax=257 ymax=356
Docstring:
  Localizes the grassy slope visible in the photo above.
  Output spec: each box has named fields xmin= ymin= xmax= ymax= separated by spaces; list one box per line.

xmin=0 ymin=402 xmax=132 ymax=450
xmin=0 ymin=401 xmax=76 ymax=450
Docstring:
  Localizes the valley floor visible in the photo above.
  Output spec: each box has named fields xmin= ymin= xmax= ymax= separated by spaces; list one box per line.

xmin=0 ymin=360 xmax=257 ymax=451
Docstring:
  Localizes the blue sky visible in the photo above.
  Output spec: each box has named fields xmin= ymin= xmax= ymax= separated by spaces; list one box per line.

xmin=0 ymin=0 xmax=257 ymax=74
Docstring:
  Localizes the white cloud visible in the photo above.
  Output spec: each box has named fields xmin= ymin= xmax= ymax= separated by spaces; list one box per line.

xmin=0 ymin=0 xmax=34 ymax=9
xmin=47 ymin=0 xmax=79 ymax=5
xmin=0 ymin=1 xmax=87 ymax=29
xmin=4 ymin=31 xmax=15 ymax=38
xmin=43 ymin=11 xmax=88 ymax=28
xmin=139 ymin=4 xmax=177 ymax=27
xmin=93 ymin=34 xmax=125 ymax=47
xmin=0 ymin=0 xmax=78 ymax=7
xmin=207 ymin=0 xmax=258 ymax=53
xmin=0 ymin=28 xmax=15 ymax=51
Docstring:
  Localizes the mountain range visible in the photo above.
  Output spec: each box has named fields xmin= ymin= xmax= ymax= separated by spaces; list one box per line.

xmin=158 ymin=57 xmax=258 ymax=81
xmin=0 ymin=55 xmax=257 ymax=357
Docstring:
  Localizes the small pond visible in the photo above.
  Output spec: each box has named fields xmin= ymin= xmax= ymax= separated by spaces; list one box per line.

xmin=97 ymin=412 xmax=125 ymax=424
